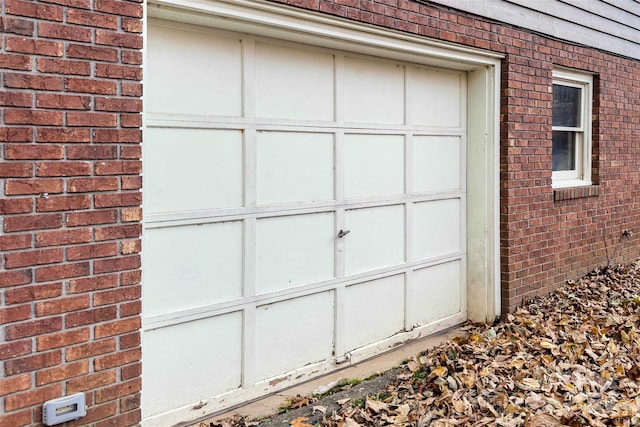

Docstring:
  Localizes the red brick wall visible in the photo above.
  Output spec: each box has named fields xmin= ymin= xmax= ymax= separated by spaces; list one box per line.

xmin=1 ymin=0 xmax=142 ymax=426
xmin=268 ymin=0 xmax=640 ymax=312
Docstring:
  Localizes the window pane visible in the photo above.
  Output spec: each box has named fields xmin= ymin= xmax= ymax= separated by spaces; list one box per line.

xmin=553 ymin=84 xmax=581 ymax=127
xmin=552 ymin=131 xmax=576 ymax=171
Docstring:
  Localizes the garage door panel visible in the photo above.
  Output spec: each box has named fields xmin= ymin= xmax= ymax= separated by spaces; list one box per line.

xmin=255 ymin=213 xmax=335 ymax=293
xmin=411 ymin=261 xmax=462 ymax=324
xmin=147 ymin=24 xmax=242 ymax=116
xmin=344 ymin=134 xmax=404 ymax=199
xmin=410 ymin=68 xmax=463 ymax=127
xmin=144 ymin=313 xmax=242 ymax=416
xmin=255 ymin=292 xmax=334 ymax=380
xmin=344 ymin=275 xmax=405 ymax=351
xmin=345 ymin=205 xmax=405 ymax=275
xmin=413 ymin=135 xmax=462 ymax=192
xmin=144 ymin=222 xmax=243 ymax=316
xmin=343 ymin=56 xmax=404 ymax=124
xmin=255 ymin=43 xmax=335 ymax=121
xmin=256 ymin=131 xmax=334 ymax=205
xmin=413 ymin=199 xmax=461 ymax=260
xmin=145 ymin=128 xmax=243 ymax=214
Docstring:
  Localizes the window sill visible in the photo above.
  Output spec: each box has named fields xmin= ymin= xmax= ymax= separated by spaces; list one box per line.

xmin=553 ymin=185 xmax=599 ymax=201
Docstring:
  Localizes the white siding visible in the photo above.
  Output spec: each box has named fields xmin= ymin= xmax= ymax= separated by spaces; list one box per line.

xmin=434 ymin=0 xmax=640 ymax=60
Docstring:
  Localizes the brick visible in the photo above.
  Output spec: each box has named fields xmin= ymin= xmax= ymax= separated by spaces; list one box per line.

xmin=93 ymin=129 xmax=141 ymax=143
xmin=5 ymin=109 xmax=64 ymax=126
xmin=0 ymin=16 xmax=34 ymax=36
xmin=5 ymin=72 xmax=63 ymax=90
xmin=119 ymin=270 xmax=141 ymax=286
xmin=121 ymin=50 xmax=143 ymax=65
xmin=5 ymin=283 xmax=62 ymax=304
xmin=38 ymin=22 xmax=92 ymax=42
xmin=65 ymin=77 xmax=117 ymax=95
xmin=0 ymin=304 xmax=32 ymax=325
xmin=0 ymin=90 xmax=33 ymax=107
xmin=4 ymin=248 xmax=63 ymax=268
xmin=35 ymin=228 xmax=92 ymax=247
xmin=95 ymin=0 xmax=143 ymax=18
xmin=95 ymin=64 xmax=142 ymax=81
xmin=37 ymin=57 xmax=92 ymax=76
xmin=0 ymin=162 xmax=33 ymax=177
xmin=5 ymin=37 xmax=63 ymax=57
xmin=0 ymin=270 xmax=33 ymax=288
xmin=67 ymin=9 xmax=118 ymax=30
xmin=94 ymin=285 xmax=141 ymax=306
xmin=37 ymin=195 xmax=92 ymax=212
xmin=95 ymin=97 xmax=142 ymax=112
xmin=6 ymin=178 xmax=63 ymax=195
xmin=94 ymin=255 xmax=140 ymax=274
xmin=35 ymin=262 xmax=90 ymax=282
xmin=65 ymin=306 xmax=117 ymax=328
xmin=37 ymin=328 xmax=90 ymax=351
xmin=5 ymin=318 xmax=62 ymax=341
xmin=0 ymin=52 xmax=31 ymax=70
xmin=121 ymin=176 xmax=142 ymax=190
xmin=119 ymin=332 xmax=140 ymax=350
xmin=36 ymin=360 xmax=89 ymax=385
xmin=67 ymin=145 xmax=117 ymax=160
xmin=67 ymin=242 xmax=118 ymax=261
xmin=67 ymin=209 xmax=117 ymax=227
xmin=94 ymin=317 xmax=140 ymax=339
xmin=66 ymin=338 xmax=116 ymax=361
xmin=120 ymin=239 xmax=141 ymax=255
xmin=67 ymin=401 xmax=118 ymax=426
xmin=67 ymin=177 xmax=119 ymax=193
xmin=95 ymin=30 xmax=142 ymax=49
xmin=95 ymin=378 xmax=141 ymax=404
xmin=120 ymin=301 xmax=141 ymax=318
xmin=0 ymin=374 xmax=31 ymax=397
xmin=5 ymin=383 xmax=62 ymax=411
xmin=37 ymin=93 xmax=91 ymax=109
xmin=121 ymin=82 xmax=142 ymax=97
xmin=0 ymin=127 xmax=33 ymax=142
xmin=94 ymin=410 xmax=141 ymax=427
xmin=95 ymin=348 xmax=141 ymax=371
xmin=0 ymin=233 xmax=32 ymax=251
xmin=67 ymin=274 xmax=118 ymax=294
xmin=6 ymin=0 xmax=64 ymax=21
xmin=67 ymin=112 xmax=118 ymax=127
xmin=4 ymin=214 xmax=62 ymax=232
xmin=67 ymin=371 xmax=117 ymax=394
xmin=5 ymin=144 xmax=64 ymax=159
xmin=67 ymin=44 xmax=118 ymax=62
xmin=35 ymin=295 xmax=90 ymax=316
xmin=119 ymin=392 xmax=140 ymax=412
xmin=95 ymin=160 xmax=142 ymax=175
xmin=120 ymin=208 xmax=142 ymax=223
xmin=0 ymin=410 xmax=31 ymax=427
xmin=37 ymin=128 xmax=91 ymax=143
xmin=0 ymin=340 xmax=32 ymax=360
xmin=94 ymin=193 xmax=142 ymax=208
xmin=120 ymin=113 xmax=142 ymax=128
xmin=121 ymin=18 xmax=143 ymax=33
xmin=36 ymin=161 xmax=92 ymax=176
xmin=95 ymin=224 xmax=141 ymax=241
xmin=0 ymin=198 xmax=34 ymax=214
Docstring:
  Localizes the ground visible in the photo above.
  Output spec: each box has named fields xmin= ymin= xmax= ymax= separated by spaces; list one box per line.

xmin=208 ymin=261 xmax=640 ymax=427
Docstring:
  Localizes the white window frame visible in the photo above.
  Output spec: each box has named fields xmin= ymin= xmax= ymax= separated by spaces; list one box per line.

xmin=552 ymin=69 xmax=593 ymax=188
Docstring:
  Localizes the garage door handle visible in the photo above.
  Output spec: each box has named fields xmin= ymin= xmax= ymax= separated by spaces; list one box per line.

xmin=337 ymin=229 xmax=350 ymax=238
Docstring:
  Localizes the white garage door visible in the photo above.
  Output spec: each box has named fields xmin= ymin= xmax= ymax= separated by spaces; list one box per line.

xmin=144 ymin=18 xmax=467 ymax=424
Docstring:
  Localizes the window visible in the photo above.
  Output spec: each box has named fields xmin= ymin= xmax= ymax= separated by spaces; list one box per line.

xmin=552 ymin=69 xmax=593 ymax=188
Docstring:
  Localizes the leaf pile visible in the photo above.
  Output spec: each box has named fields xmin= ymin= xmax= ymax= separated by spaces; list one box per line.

xmin=211 ymin=262 xmax=640 ymax=427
